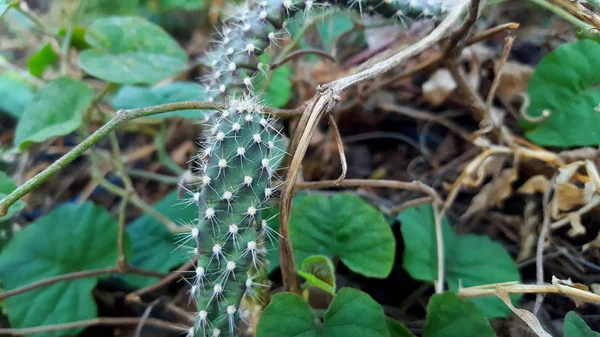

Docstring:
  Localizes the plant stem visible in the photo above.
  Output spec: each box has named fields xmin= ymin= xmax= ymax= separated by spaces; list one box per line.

xmin=0 ymin=317 xmax=188 ymax=336
xmin=13 ymin=4 xmax=48 ymax=33
xmin=0 ymin=266 xmax=165 ymax=300
xmin=0 ymin=101 xmax=301 ymax=217
xmin=95 ymin=177 xmax=181 ymax=233
xmin=528 ymin=0 xmax=591 ymax=30
xmin=125 ymin=168 xmax=180 ymax=185
xmin=156 ymin=121 xmax=185 ymax=176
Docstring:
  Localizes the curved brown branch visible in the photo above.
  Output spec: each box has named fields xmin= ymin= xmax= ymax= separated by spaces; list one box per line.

xmin=269 ymin=49 xmax=336 ymax=70
xmin=296 ymin=179 xmax=441 ymax=204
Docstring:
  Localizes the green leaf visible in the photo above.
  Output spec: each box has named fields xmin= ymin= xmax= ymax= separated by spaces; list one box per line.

xmin=399 ymin=204 xmax=520 ymax=318
xmin=290 ymin=193 xmax=395 ymax=278
xmin=263 ymin=64 xmax=292 ymax=108
xmin=79 ymin=16 xmax=187 ymax=84
xmin=27 ymin=43 xmax=58 ymax=77
xmin=386 ymin=318 xmax=415 ymax=337
xmin=0 ymin=170 xmax=16 ymax=194
xmin=0 ymin=202 xmax=131 ymax=337
xmin=13 ymin=77 xmax=93 ymax=151
xmin=257 ymin=287 xmax=389 ymax=337
xmin=111 ymin=82 xmax=205 ymax=119
xmin=317 ymin=12 xmax=353 ymax=52
xmin=521 ymin=40 xmax=600 ymax=146
xmin=0 ymin=171 xmax=25 ymax=222
xmin=124 ymin=190 xmax=197 ymax=288
xmin=77 ymin=0 xmax=140 ymax=24
xmin=58 ymin=26 xmax=91 ymax=51
xmin=257 ymin=54 xmax=292 ymax=108
xmin=564 ymin=312 xmax=600 ymax=337
xmin=298 ymin=255 xmax=336 ymax=295
xmin=423 ymin=292 xmax=495 ymax=337
xmin=0 ymin=71 xmax=35 ymax=119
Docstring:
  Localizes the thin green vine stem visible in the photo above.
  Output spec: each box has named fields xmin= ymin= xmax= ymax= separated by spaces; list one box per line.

xmin=95 ymin=177 xmax=181 ymax=233
xmin=0 ymin=101 xmax=302 ymax=216
xmin=125 ymin=168 xmax=180 ymax=185
xmin=155 ymin=121 xmax=185 ymax=176
xmin=528 ymin=0 xmax=591 ymax=30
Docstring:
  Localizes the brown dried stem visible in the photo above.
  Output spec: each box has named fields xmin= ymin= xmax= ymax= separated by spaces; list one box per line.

xmin=459 ymin=282 xmax=600 ymax=305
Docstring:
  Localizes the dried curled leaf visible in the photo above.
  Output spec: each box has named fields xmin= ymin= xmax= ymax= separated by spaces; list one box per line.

xmin=463 ymin=168 xmax=517 ymax=218
xmin=517 ymin=175 xmax=550 ymax=195
xmin=497 ymin=290 xmax=552 ymax=337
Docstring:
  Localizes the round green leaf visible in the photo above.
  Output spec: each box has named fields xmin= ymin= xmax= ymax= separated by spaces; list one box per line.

xmin=0 ymin=202 xmax=131 ymax=337
xmin=257 ymin=288 xmax=388 ymax=337
xmin=399 ymin=204 xmax=520 ymax=318
xmin=13 ymin=77 xmax=93 ymax=151
xmin=423 ymin=292 xmax=495 ymax=337
xmin=79 ymin=16 xmax=187 ymax=84
xmin=522 ymin=40 xmax=600 ymax=146
xmin=111 ymin=82 xmax=205 ymax=119
xmin=124 ymin=190 xmax=197 ymax=288
xmin=290 ymin=193 xmax=395 ymax=278
xmin=564 ymin=312 xmax=600 ymax=337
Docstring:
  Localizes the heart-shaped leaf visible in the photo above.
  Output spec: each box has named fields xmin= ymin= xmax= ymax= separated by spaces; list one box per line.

xmin=79 ymin=16 xmax=187 ymax=84
xmin=423 ymin=292 xmax=495 ymax=337
xmin=111 ymin=82 xmax=205 ymax=119
xmin=564 ymin=312 xmax=600 ymax=337
xmin=399 ymin=204 xmax=520 ymax=318
xmin=0 ymin=202 xmax=131 ymax=337
xmin=298 ymin=255 xmax=336 ymax=295
xmin=521 ymin=40 xmax=600 ymax=146
xmin=257 ymin=287 xmax=389 ymax=337
xmin=290 ymin=193 xmax=395 ymax=278
xmin=14 ymin=77 xmax=93 ymax=151
xmin=124 ymin=190 xmax=197 ymax=287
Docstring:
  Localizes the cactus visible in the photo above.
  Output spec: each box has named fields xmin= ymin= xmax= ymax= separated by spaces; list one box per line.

xmin=187 ymin=1 xmax=453 ymax=336
xmin=200 ymin=0 xmax=452 ymax=103
xmin=187 ymin=96 xmax=285 ymax=337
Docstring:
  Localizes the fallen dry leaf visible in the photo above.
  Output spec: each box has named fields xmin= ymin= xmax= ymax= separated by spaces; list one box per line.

xmin=463 ymin=168 xmax=517 ymax=219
